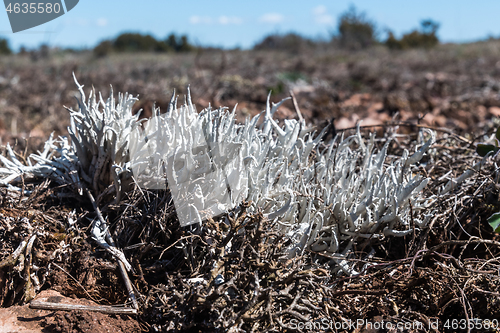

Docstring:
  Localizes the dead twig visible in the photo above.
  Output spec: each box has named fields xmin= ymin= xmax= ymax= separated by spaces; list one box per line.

xmin=330 ymin=289 xmax=387 ymax=297
xmin=158 ymin=234 xmax=207 ymax=260
xmin=0 ymin=238 xmax=28 ymax=268
xmin=29 ymin=300 xmax=137 ymax=315
xmin=430 ymin=237 xmax=500 ymax=252
xmin=86 ymin=189 xmax=139 ymax=310
xmin=289 ymin=90 xmax=304 ymax=124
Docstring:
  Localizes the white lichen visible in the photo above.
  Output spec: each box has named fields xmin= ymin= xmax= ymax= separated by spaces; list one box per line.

xmin=0 ymin=78 xmax=436 ymax=274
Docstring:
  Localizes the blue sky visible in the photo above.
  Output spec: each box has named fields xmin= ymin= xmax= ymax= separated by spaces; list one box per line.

xmin=0 ymin=0 xmax=499 ymax=51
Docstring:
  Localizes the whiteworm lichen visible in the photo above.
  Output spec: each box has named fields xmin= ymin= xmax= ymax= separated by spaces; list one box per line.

xmin=0 ymin=77 xmax=436 ymax=274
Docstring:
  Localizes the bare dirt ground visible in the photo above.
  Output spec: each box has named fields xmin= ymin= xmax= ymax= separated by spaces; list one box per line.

xmin=0 ymin=290 xmax=140 ymax=332
xmin=1 ymin=41 xmax=500 ymax=332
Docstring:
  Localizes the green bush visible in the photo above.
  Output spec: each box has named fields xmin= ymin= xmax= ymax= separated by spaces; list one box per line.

xmin=113 ymin=33 xmax=162 ymax=52
xmin=337 ymin=6 xmax=377 ymax=50
xmin=93 ymin=40 xmax=113 ymax=57
xmin=93 ymin=33 xmax=195 ymax=56
xmin=163 ymin=33 xmax=194 ymax=52
xmin=385 ymin=32 xmax=401 ymax=50
xmin=0 ymin=38 xmax=12 ymax=55
xmin=385 ymin=19 xmax=440 ymax=50
xmin=253 ymin=33 xmax=315 ymax=52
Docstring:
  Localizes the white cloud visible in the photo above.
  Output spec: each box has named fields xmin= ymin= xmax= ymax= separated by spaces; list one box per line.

xmin=312 ymin=5 xmax=333 ymax=25
xmin=312 ymin=5 xmax=327 ymax=16
xmin=190 ymin=15 xmax=242 ymax=25
xmin=259 ymin=13 xmax=284 ymax=24
xmin=189 ymin=15 xmax=212 ymax=25
xmin=96 ymin=18 xmax=108 ymax=27
xmin=315 ymin=14 xmax=333 ymax=25
xmin=218 ymin=16 xmax=243 ymax=25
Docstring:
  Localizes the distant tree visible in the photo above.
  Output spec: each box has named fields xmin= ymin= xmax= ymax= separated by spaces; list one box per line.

xmin=385 ymin=19 xmax=440 ymax=50
xmin=38 ymin=44 xmax=49 ymax=58
xmin=93 ymin=32 xmax=195 ymax=55
xmin=28 ymin=44 xmax=50 ymax=61
xmin=0 ymin=38 xmax=12 ymax=55
xmin=178 ymin=35 xmax=194 ymax=52
xmin=113 ymin=33 xmax=161 ymax=52
xmin=63 ymin=47 xmax=82 ymax=54
xmin=19 ymin=45 xmax=27 ymax=55
xmin=337 ymin=6 xmax=378 ymax=50
xmin=94 ymin=40 xmax=113 ymax=57
xmin=163 ymin=33 xmax=194 ymax=52
xmin=421 ymin=19 xmax=439 ymax=36
xmin=253 ymin=33 xmax=315 ymax=52
xmin=384 ymin=31 xmax=401 ymax=50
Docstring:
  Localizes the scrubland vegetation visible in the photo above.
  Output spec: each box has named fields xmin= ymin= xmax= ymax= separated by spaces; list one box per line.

xmin=0 ymin=6 xmax=500 ymax=332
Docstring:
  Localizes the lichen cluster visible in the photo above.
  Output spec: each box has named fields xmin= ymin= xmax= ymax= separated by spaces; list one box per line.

xmin=0 ymin=77 xmax=435 ymax=274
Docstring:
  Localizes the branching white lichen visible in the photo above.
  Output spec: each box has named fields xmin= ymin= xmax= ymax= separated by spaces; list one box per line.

xmin=0 ymin=78 xmax=436 ymax=274
xmin=0 ymin=133 xmax=80 ymax=194
xmin=0 ymin=74 xmax=142 ymax=199
xmin=67 ymin=73 xmax=143 ymax=200
xmin=127 ymin=93 xmax=435 ymax=274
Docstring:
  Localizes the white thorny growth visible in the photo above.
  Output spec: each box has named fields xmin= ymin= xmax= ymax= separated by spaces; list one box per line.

xmin=0 ymin=76 xmax=438 ymax=275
